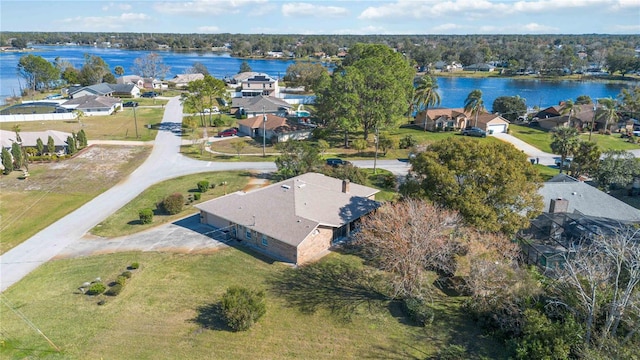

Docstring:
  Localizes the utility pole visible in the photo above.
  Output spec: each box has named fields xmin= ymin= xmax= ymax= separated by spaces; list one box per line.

xmin=133 ymin=105 xmax=139 ymax=138
xmin=589 ymin=103 xmax=597 ymax=142
xmin=262 ymin=106 xmax=266 ymax=157
xmin=374 ymin=125 xmax=379 ymax=174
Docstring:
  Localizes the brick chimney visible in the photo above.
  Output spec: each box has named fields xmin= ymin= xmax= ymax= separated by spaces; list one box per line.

xmin=549 ymin=198 xmax=569 ymax=213
xmin=342 ymin=179 xmax=350 ymax=193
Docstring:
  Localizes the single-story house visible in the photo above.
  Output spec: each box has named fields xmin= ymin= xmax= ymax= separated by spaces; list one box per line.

xmin=195 ymin=173 xmax=380 ymax=264
xmin=60 ymin=95 xmax=122 ymax=116
xmin=237 ymin=114 xmax=314 ymax=142
xmin=109 ymin=83 xmax=140 ymax=98
xmin=68 ymin=83 xmax=114 ymax=98
xmin=518 ymin=174 xmax=640 ymax=270
xmin=169 ymin=73 xmax=204 ymax=88
xmin=535 ymin=103 xmax=597 ymax=130
xmin=414 ymin=108 xmax=509 ymax=134
xmin=463 ymin=63 xmax=496 ymax=72
xmin=117 ymin=75 xmax=145 ymax=89
xmin=0 ymin=129 xmax=71 ymax=154
xmin=231 ymin=95 xmax=292 ymax=117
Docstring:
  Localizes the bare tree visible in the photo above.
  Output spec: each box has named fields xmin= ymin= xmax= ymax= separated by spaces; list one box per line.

xmin=355 ymin=199 xmax=461 ymax=299
xmin=132 ymin=53 xmax=170 ymax=80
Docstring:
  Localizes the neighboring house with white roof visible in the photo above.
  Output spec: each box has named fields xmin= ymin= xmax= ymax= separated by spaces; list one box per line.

xmin=68 ymin=83 xmax=140 ymax=99
xmin=169 ymin=73 xmax=205 ymax=88
xmin=195 ymin=173 xmax=380 ymax=264
xmin=61 ymin=95 xmax=122 ymax=116
xmin=0 ymin=129 xmax=71 ymax=154
xmin=236 ymin=114 xmax=314 ymax=142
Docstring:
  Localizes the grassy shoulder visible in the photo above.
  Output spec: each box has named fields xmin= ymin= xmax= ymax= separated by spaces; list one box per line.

xmin=0 ymin=250 xmax=507 ymax=359
xmin=0 ymin=107 xmax=164 ymax=142
xmin=91 ymin=171 xmax=255 ymax=238
xmin=0 ymin=145 xmax=151 ymax=254
xmin=509 ymin=124 xmax=640 ymax=153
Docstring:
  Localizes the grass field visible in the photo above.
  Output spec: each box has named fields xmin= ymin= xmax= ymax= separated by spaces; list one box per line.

xmin=0 ymin=250 xmax=508 ymax=359
xmin=509 ymin=124 xmax=640 ymax=153
xmin=91 ymin=171 xmax=255 ymax=238
xmin=0 ymin=146 xmax=151 ymax=254
xmin=0 ymin=107 xmax=165 ymax=141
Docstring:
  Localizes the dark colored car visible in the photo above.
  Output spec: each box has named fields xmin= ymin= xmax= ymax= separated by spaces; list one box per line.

xmin=462 ymin=126 xmax=487 ymax=138
xmin=326 ymin=158 xmax=351 ymax=167
xmin=141 ymin=92 xmax=158 ymax=98
xmin=218 ymin=128 xmax=238 ymax=137
xmin=123 ymin=101 xmax=139 ymax=107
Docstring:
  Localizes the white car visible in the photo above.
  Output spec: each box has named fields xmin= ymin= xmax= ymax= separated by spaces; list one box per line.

xmin=203 ymin=107 xmax=220 ymax=114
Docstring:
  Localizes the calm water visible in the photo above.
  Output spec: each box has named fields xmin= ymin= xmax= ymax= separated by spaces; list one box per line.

xmin=0 ymin=46 xmax=637 ymax=108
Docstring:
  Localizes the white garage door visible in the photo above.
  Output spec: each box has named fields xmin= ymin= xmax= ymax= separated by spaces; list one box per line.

xmin=488 ymin=124 xmax=507 ymax=134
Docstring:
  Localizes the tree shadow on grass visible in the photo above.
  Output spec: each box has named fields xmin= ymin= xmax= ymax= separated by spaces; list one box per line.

xmin=268 ymin=258 xmax=388 ymax=320
xmin=190 ymin=302 xmax=232 ymax=332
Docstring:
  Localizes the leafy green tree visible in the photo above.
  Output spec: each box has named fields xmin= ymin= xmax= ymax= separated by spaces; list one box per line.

xmin=550 ymin=126 xmax=580 ymax=174
xmin=409 ymin=138 xmax=543 ymax=234
xmin=316 ymin=139 xmax=330 ymax=157
xmin=11 ymin=142 xmax=23 ymax=170
xmin=221 ymin=286 xmax=266 ymax=332
xmin=595 ymin=150 xmax=639 ymax=191
xmin=17 ymin=54 xmax=60 ymax=91
xmin=513 ymin=309 xmax=581 ymax=360
xmin=575 ymin=95 xmax=593 ymax=105
xmin=138 ymin=208 xmax=154 ymax=224
xmin=283 ymin=62 xmax=328 ymax=91
xmin=61 ymin=66 xmax=81 ymax=85
xmin=11 ymin=37 xmax=27 ymax=49
xmin=618 ymin=86 xmax=640 ymax=120
xmin=464 ymin=89 xmax=485 ymax=128
xmin=492 ymin=95 xmax=527 ymax=122
xmin=596 ymin=97 xmax=619 ymax=133
xmin=36 ymin=137 xmax=44 ymax=156
xmin=316 ymin=43 xmax=415 ymax=140
xmin=413 ymin=75 xmax=441 ymax=131
xmin=378 ymin=134 xmax=395 ymax=156
xmin=572 ymin=141 xmax=601 ymax=178
xmin=47 ymin=135 xmax=55 ymax=155
xmin=2 ymin=147 xmax=13 ymax=174
xmin=238 ymin=61 xmax=252 ymax=73
xmin=274 ymin=141 xmax=322 ymax=180
xmin=114 ymin=65 xmax=125 ymax=76
xmin=133 ymin=52 xmax=170 ymax=80
xmin=181 ymin=75 xmax=229 ymax=127
xmin=606 ymin=49 xmax=640 ymax=77
xmin=77 ymin=129 xmax=88 ymax=148
xmin=231 ymin=141 xmax=247 ymax=157
xmin=66 ymin=135 xmax=76 ymax=154
xmin=352 ymin=139 xmax=368 ymax=154
xmin=162 ymin=193 xmax=184 ymax=215
xmin=79 ymin=54 xmax=111 ymax=86
xmin=560 ymin=99 xmax=578 ymax=126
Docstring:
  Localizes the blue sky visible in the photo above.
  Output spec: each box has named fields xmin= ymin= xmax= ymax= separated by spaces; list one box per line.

xmin=2 ymin=0 xmax=639 ymax=35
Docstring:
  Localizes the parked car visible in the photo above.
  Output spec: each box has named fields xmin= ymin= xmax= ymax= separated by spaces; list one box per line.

xmin=141 ymin=92 xmax=158 ymax=98
xmin=203 ymin=106 xmax=220 ymax=114
xmin=326 ymin=158 xmax=351 ymax=167
xmin=218 ymin=128 xmax=238 ymax=137
xmin=123 ymin=101 xmax=139 ymax=107
xmin=554 ymin=157 xmax=572 ymax=168
xmin=462 ymin=126 xmax=487 ymax=138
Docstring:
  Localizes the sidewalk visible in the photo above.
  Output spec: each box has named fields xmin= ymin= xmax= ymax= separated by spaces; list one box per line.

xmin=492 ymin=132 xmax=558 ymax=166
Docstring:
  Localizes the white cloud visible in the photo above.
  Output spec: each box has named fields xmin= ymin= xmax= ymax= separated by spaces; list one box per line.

xmin=281 ymin=3 xmax=349 ymax=17
xmin=198 ymin=25 xmax=220 ymax=33
xmin=61 ymin=13 xmax=149 ymax=30
xmin=102 ymin=3 xmax=132 ymax=11
xmin=431 ymin=23 xmax=466 ymax=32
xmin=154 ymin=0 xmax=267 ymax=15
xmin=613 ymin=24 xmax=640 ymax=32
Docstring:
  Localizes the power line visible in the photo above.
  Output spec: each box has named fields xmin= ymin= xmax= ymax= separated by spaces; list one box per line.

xmin=0 ymin=295 xmax=61 ymax=352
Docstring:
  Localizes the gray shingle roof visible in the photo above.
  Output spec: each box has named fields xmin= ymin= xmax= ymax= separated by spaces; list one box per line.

xmin=232 ymin=95 xmax=292 ymax=113
xmin=195 ymin=173 xmax=380 ymax=246
xmin=0 ymin=129 xmax=71 ymax=148
xmin=62 ymin=95 xmax=121 ymax=109
xmin=539 ymin=181 xmax=640 ymax=222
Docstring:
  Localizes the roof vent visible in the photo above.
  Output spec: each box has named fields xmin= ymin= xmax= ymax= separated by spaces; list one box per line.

xmin=281 ymin=185 xmax=291 ymax=189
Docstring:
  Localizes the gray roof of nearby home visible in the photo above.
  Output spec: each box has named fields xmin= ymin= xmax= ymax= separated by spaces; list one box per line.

xmin=108 ymin=83 xmax=136 ymax=93
xmin=232 ymin=95 xmax=292 ymax=113
xmin=195 ymin=173 xmax=380 ymax=247
xmin=0 ymin=129 xmax=71 ymax=149
xmin=69 ymin=83 xmax=114 ymax=97
xmin=171 ymin=73 xmax=205 ymax=84
xmin=539 ymin=180 xmax=640 ymax=222
xmin=62 ymin=95 xmax=121 ymax=110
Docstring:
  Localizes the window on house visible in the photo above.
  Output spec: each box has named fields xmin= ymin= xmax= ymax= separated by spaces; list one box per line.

xmin=261 ymin=235 xmax=268 ymax=246
xmin=246 ymin=230 xmax=251 ymax=239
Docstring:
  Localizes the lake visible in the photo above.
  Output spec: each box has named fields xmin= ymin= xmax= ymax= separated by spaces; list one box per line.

xmin=1 ymin=46 xmax=637 ymax=108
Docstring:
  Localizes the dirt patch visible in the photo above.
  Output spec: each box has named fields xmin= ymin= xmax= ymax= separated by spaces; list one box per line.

xmin=242 ymin=176 xmax=270 ymax=192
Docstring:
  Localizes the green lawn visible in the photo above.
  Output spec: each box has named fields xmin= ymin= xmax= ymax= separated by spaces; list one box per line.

xmin=509 ymin=124 xmax=640 ymax=153
xmin=91 ymin=171 xmax=254 ymax=238
xmin=0 ymin=250 xmax=508 ymax=359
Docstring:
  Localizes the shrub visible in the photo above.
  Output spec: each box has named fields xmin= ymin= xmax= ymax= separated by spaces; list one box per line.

xmin=378 ymin=173 xmax=397 ymax=189
xmin=438 ymin=344 xmax=468 ymax=360
xmin=86 ymin=282 xmax=106 ymax=295
xmin=193 ymin=192 xmax=201 ymax=201
xmin=116 ymin=275 xmax=127 ymax=286
xmin=213 ymin=117 xmax=225 ymax=127
xmin=138 ymin=208 xmax=154 ymax=224
xmin=105 ymin=283 xmax=123 ymax=296
xmin=120 ymin=271 xmax=132 ymax=278
xmin=162 ymin=193 xmax=184 ymax=214
xmin=402 ymin=297 xmax=433 ymax=326
xmin=197 ymin=180 xmax=210 ymax=193
xmin=399 ymin=134 xmax=417 ymax=149
xmin=221 ymin=286 xmax=266 ymax=332
xmin=129 ymin=262 xmax=140 ymax=270
xmin=209 ymin=183 xmax=216 ymax=189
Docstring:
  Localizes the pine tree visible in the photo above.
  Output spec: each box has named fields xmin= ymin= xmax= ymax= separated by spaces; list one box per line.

xmin=2 ymin=147 xmax=13 ymax=174
xmin=47 ymin=135 xmax=55 ymax=155
xmin=11 ymin=142 xmax=23 ymax=169
xmin=36 ymin=137 xmax=44 ymax=156
xmin=66 ymin=135 xmax=76 ymax=154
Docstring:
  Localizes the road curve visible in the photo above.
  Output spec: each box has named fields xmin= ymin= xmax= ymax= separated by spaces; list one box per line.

xmin=0 ymin=97 xmax=275 ymax=293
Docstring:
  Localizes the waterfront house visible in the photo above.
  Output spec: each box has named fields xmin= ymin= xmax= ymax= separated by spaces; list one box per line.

xmin=169 ymin=73 xmax=204 ymax=88
xmin=237 ymin=114 xmax=314 ymax=142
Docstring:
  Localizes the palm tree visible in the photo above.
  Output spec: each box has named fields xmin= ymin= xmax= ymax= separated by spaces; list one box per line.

xmin=560 ymin=99 xmax=577 ymax=127
xmin=550 ymin=126 xmax=580 ymax=174
xmin=596 ymin=97 xmax=619 ymax=133
xmin=413 ymin=75 xmax=441 ymax=131
xmin=464 ymin=89 xmax=485 ymax=128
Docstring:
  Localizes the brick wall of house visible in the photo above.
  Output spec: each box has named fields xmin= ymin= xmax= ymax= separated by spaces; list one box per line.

xmin=238 ymin=225 xmax=298 ymax=263
xmin=297 ymin=226 xmax=333 ymax=264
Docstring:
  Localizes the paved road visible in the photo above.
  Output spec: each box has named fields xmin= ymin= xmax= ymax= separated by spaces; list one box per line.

xmin=0 ymin=97 xmax=275 ymax=292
